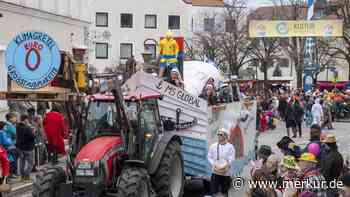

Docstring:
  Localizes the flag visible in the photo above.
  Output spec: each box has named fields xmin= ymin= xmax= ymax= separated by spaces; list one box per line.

xmin=307 ymin=0 xmax=314 ymax=20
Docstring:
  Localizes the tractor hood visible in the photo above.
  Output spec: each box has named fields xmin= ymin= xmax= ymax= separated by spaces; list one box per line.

xmin=75 ymin=136 xmax=124 ymax=163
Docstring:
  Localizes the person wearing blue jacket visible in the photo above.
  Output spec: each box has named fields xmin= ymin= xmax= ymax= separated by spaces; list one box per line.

xmin=0 ymin=122 xmax=12 ymax=148
xmin=0 ymin=121 xmax=17 ymax=179
xmin=4 ymin=112 xmax=17 ymax=145
xmin=1 ymin=117 xmax=18 ymax=178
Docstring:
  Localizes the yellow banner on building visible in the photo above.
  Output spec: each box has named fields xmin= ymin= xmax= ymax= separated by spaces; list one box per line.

xmin=249 ymin=20 xmax=343 ymax=38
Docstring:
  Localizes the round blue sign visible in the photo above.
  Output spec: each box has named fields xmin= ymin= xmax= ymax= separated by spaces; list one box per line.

xmin=5 ymin=31 xmax=61 ymax=89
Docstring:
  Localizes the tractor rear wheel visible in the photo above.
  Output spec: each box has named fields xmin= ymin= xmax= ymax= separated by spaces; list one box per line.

xmin=153 ymin=140 xmax=184 ymax=197
xmin=116 ymin=167 xmax=150 ymax=197
xmin=33 ymin=166 xmax=66 ymax=197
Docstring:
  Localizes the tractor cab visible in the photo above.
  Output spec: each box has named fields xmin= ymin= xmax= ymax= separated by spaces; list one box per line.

xmin=81 ymin=89 xmax=163 ymax=163
xmin=124 ymin=90 xmax=163 ymax=161
xmin=85 ymin=93 xmax=121 ymax=141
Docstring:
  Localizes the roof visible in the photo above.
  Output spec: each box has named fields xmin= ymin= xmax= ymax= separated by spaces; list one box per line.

xmin=248 ymin=5 xmax=308 ymax=20
xmin=89 ymin=90 xmax=161 ymax=102
xmin=0 ymin=0 xmax=90 ymax=25
xmin=124 ymin=90 xmax=161 ymax=101
xmin=248 ymin=3 xmax=339 ymax=20
xmin=184 ymin=0 xmax=225 ymax=7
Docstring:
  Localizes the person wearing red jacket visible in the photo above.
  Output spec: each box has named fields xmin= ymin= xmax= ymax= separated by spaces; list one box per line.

xmin=43 ymin=104 xmax=69 ymax=164
xmin=0 ymin=145 xmax=10 ymax=196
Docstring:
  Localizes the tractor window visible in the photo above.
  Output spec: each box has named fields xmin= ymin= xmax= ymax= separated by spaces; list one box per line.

xmin=140 ymin=108 xmax=157 ymax=131
xmin=86 ymin=101 xmax=118 ymax=140
xmin=139 ymin=100 xmax=158 ymax=161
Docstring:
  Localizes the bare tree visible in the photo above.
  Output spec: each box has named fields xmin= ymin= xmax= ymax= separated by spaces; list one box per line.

xmin=314 ymin=39 xmax=336 ymax=81
xmin=249 ymin=38 xmax=281 ymax=90
xmin=325 ymin=0 xmax=350 ymax=80
xmin=192 ymin=0 xmax=251 ymax=75
xmin=248 ymin=2 xmax=283 ymax=89
xmin=270 ymin=0 xmax=310 ymax=88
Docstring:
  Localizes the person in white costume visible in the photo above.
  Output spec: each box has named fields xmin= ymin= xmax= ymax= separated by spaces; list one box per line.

xmin=311 ymin=98 xmax=323 ymax=126
xmin=207 ymin=128 xmax=235 ymax=197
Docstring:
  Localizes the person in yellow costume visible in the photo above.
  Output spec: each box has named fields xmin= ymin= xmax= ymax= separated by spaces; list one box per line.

xmin=159 ymin=31 xmax=179 ymax=77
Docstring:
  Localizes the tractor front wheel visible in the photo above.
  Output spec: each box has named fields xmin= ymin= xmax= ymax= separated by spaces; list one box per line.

xmin=32 ymin=166 xmax=66 ymax=197
xmin=116 ymin=167 xmax=151 ymax=197
xmin=153 ymin=141 xmax=184 ymax=197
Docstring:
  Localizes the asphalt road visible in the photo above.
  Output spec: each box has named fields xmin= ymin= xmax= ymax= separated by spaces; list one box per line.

xmin=10 ymin=122 xmax=350 ymax=197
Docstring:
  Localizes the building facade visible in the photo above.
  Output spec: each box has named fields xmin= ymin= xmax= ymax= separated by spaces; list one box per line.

xmin=85 ymin=0 xmax=193 ymax=72
xmin=0 ymin=0 xmax=89 ymax=111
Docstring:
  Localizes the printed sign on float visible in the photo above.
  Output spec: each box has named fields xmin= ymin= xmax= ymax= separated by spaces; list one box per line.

xmin=5 ymin=31 xmax=61 ymax=89
xmin=249 ymin=20 xmax=343 ymax=38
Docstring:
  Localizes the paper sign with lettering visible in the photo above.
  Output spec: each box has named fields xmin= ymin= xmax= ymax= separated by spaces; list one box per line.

xmin=5 ymin=31 xmax=61 ymax=89
xmin=156 ymin=80 xmax=202 ymax=109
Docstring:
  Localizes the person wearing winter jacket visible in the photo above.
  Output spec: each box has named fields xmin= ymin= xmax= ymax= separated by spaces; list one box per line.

xmin=16 ymin=114 xmax=36 ymax=182
xmin=0 ymin=145 xmax=10 ymax=197
xmin=280 ymin=156 xmax=299 ymax=197
xmin=43 ymin=104 xmax=69 ymax=164
xmin=0 ymin=122 xmax=12 ymax=148
xmin=4 ymin=113 xmax=17 ymax=145
xmin=0 ymin=146 xmax=10 ymax=178
xmin=320 ymin=134 xmax=344 ymax=197
xmin=297 ymin=153 xmax=327 ymax=197
xmin=304 ymin=124 xmax=325 ymax=167
xmin=293 ymin=100 xmax=304 ymax=138
xmin=0 ymin=121 xmax=17 ymax=179
xmin=285 ymin=102 xmax=297 ymax=137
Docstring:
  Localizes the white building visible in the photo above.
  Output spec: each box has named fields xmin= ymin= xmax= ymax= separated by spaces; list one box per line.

xmin=0 ymin=0 xmax=89 ymax=111
xmin=85 ymin=0 xmax=194 ymax=72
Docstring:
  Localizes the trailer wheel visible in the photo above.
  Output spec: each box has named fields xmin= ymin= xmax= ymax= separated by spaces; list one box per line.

xmin=116 ymin=167 xmax=150 ymax=197
xmin=33 ymin=166 xmax=66 ymax=197
xmin=153 ymin=141 xmax=184 ymax=197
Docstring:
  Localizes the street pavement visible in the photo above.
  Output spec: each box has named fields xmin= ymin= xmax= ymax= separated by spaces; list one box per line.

xmin=6 ymin=122 xmax=350 ymax=197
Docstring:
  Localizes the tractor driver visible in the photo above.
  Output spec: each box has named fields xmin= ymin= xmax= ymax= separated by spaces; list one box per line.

xmin=159 ymin=31 xmax=179 ymax=78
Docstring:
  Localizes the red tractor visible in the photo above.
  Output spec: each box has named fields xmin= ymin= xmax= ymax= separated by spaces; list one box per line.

xmin=33 ymin=76 xmax=185 ymax=197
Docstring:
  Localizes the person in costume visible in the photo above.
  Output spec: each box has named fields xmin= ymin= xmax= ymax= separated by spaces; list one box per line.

xmin=159 ymin=31 xmax=179 ymax=78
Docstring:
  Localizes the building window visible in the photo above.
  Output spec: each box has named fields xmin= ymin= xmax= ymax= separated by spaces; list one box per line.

xmin=121 ymin=13 xmax=133 ymax=28
xmin=95 ymin=43 xmax=108 ymax=59
xmin=96 ymin=12 xmax=108 ymax=27
xmin=120 ymin=43 xmax=133 ymax=59
xmin=145 ymin=15 xmax=157 ymax=29
xmin=145 ymin=44 xmax=156 ymax=59
xmin=168 ymin=15 xmax=180 ymax=30
xmin=225 ymin=19 xmax=235 ymax=33
xmin=204 ymin=18 xmax=215 ymax=32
